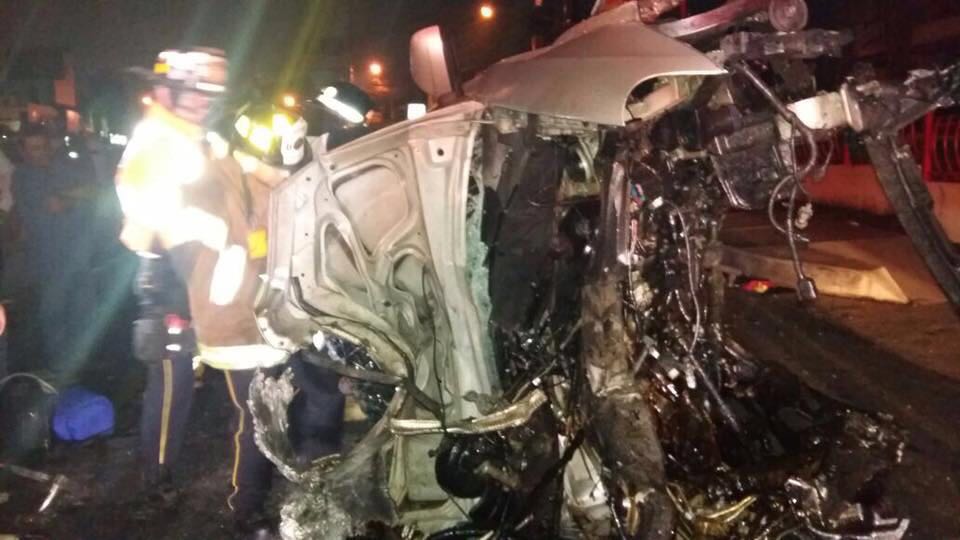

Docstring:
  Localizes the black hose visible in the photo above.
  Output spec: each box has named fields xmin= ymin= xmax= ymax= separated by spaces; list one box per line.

xmin=425 ymin=527 xmax=491 ymax=540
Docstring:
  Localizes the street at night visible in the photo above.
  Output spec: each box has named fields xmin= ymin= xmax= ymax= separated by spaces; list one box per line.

xmin=1 ymin=1 xmax=959 ymax=539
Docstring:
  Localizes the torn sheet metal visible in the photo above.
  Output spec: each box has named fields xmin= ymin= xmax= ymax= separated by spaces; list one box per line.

xmin=249 ymin=369 xmax=303 ymax=483
xmin=261 ymin=101 xmax=497 ymax=422
xmin=278 ymin=429 xmax=396 ymax=540
xmin=250 ymin=368 xmax=400 ymax=539
xmin=465 ymin=3 xmax=723 ymax=126
xmin=0 ymin=463 xmax=71 ymax=514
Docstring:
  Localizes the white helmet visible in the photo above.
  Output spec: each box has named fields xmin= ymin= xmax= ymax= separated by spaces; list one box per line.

xmin=153 ymin=48 xmax=228 ymax=94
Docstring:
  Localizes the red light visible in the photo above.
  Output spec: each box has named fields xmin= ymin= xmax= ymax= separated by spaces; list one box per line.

xmin=480 ymin=4 xmax=495 ymax=19
xmin=368 ymin=61 xmax=383 ymax=77
xmin=164 ymin=314 xmax=189 ymax=332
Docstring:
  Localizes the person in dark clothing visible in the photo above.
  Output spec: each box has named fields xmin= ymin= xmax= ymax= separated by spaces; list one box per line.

xmin=11 ymin=125 xmax=98 ymax=378
xmin=287 ymin=354 xmax=346 ymax=462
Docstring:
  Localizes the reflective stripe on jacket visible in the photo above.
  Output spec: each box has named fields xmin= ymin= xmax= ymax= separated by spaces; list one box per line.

xmin=116 ymin=105 xmax=283 ymax=369
xmin=179 ymin=156 xmax=282 ymax=368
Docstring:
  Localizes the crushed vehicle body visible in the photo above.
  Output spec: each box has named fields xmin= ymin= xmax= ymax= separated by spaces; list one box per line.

xmin=252 ymin=2 xmax=960 ymax=538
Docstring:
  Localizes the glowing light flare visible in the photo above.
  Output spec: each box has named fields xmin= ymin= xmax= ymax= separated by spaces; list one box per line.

xmin=205 ymin=131 xmax=229 ymax=158
xmin=282 ymin=94 xmax=297 ymax=108
xmin=368 ymin=61 xmax=383 ymax=77
xmin=407 ymin=103 xmax=427 ymax=120
xmin=173 ymin=144 xmax=207 ymax=185
xmin=249 ymin=125 xmax=274 ymax=152
xmin=479 ymin=4 xmax=495 ymax=19
xmin=141 ymin=95 xmax=154 ymax=106
xmin=317 ymin=87 xmax=365 ymax=125
xmin=115 ymin=182 xmax=184 ymax=236
xmin=272 ymin=113 xmax=292 ymax=133
xmin=235 ymin=151 xmax=261 ymax=174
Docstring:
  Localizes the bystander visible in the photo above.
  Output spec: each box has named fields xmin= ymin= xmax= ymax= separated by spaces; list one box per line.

xmin=11 ymin=124 xmax=99 ymax=379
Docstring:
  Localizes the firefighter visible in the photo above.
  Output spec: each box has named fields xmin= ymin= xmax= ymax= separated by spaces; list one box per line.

xmin=115 ymin=48 xmax=287 ymax=536
xmin=308 ymin=81 xmax=376 ymax=150
xmin=229 ymin=101 xmax=349 ymax=462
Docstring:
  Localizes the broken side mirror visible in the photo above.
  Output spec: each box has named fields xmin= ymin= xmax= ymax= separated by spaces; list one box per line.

xmin=410 ymin=25 xmax=460 ymax=105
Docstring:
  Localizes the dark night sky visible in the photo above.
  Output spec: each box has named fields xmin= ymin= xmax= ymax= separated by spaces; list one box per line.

xmin=0 ymin=0 xmax=539 ymax=101
xmin=8 ymin=0 xmax=953 ymax=116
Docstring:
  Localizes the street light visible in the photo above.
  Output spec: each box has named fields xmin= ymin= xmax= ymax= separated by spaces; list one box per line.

xmin=281 ymin=93 xmax=297 ymax=108
xmin=479 ymin=4 xmax=495 ymax=20
xmin=368 ymin=61 xmax=383 ymax=77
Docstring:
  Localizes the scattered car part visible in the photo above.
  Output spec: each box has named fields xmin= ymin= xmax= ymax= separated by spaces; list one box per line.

xmin=0 ymin=463 xmax=72 ymax=513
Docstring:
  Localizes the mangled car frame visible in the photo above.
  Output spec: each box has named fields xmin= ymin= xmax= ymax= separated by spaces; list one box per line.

xmin=251 ymin=1 xmax=960 ymax=538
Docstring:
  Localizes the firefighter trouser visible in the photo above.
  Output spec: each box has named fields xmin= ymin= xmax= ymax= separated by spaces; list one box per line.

xmin=288 ymin=355 xmax=346 ymax=460
xmin=140 ymin=351 xmax=195 ymax=484
xmin=223 ymin=368 xmax=273 ymax=517
xmin=140 ymin=361 xmax=273 ymax=517
xmin=141 ymin=355 xmax=346 ymax=516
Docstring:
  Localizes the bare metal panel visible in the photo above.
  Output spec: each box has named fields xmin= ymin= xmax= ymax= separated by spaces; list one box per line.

xmin=465 ymin=3 xmax=723 ymax=126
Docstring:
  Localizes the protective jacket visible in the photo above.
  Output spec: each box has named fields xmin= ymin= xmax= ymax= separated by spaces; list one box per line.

xmin=116 ymin=104 xmax=285 ymax=370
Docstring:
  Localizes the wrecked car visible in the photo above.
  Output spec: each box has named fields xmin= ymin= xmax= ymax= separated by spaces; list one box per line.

xmin=250 ymin=1 xmax=960 ymax=538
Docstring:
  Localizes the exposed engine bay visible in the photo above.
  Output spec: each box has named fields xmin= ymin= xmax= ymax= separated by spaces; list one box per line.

xmin=250 ymin=2 xmax=960 ymax=538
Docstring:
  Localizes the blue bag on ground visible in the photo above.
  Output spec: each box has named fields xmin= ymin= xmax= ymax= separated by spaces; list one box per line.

xmin=52 ymin=387 xmax=114 ymax=441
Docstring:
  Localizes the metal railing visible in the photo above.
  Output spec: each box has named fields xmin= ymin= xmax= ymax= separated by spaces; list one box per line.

xmin=906 ymin=110 xmax=960 ymax=182
xmin=823 ymin=109 xmax=960 ymax=182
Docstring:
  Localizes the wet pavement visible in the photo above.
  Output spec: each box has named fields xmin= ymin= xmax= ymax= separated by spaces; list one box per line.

xmin=1 ymin=289 xmax=958 ymax=539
